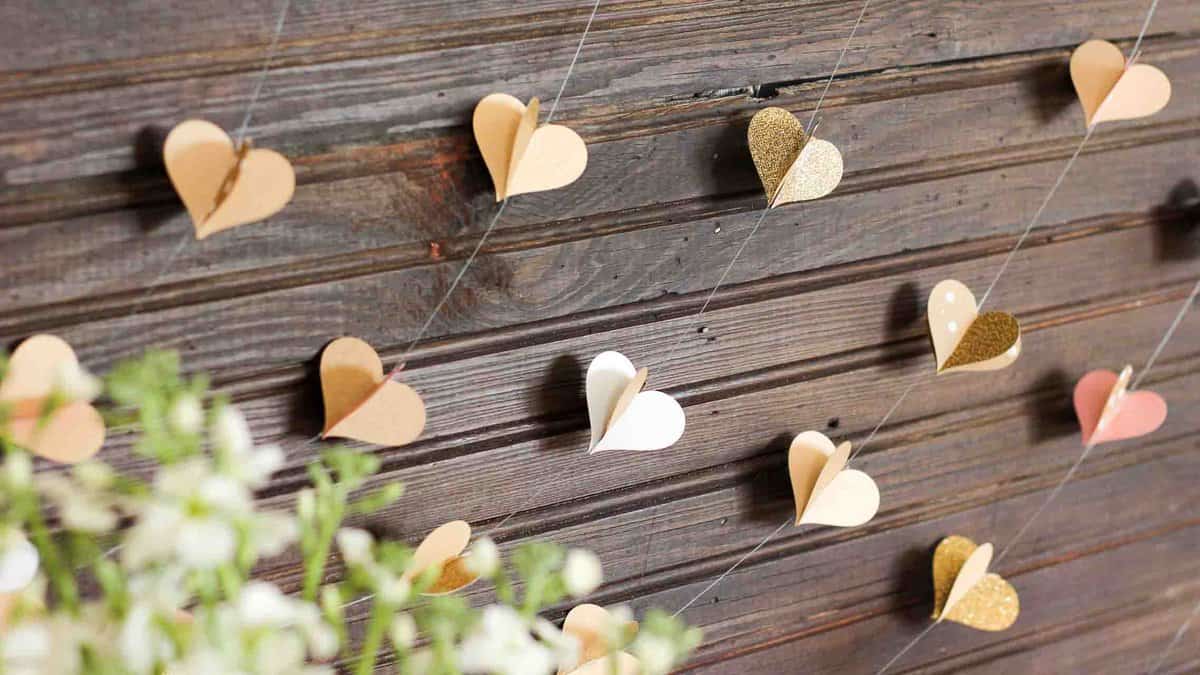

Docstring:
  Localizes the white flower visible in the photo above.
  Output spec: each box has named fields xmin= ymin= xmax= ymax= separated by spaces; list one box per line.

xmin=55 ymin=360 xmax=101 ymax=402
xmin=251 ymin=511 xmax=298 ymax=558
xmin=119 ymin=604 xmax=177 ymax=674
xmin=458 ymin=605 xmax=555 ymax=675
xmin=175 ymin=516 xmax=236 ymax=570
xmin=212 ymin=405 xmax=253 ymax=456
xmin=1 ymin=622 xmax=50 ymax=669
xmin=242 ymin=443 xmax=285 ymax=487
xmin=4 ymin=451 xmax=32 ymax=488
xmin=465 ymin=536 xmax=499 ymax=578
xmin=197 ymin=474 xmax=252 ymax=514
xmin=0 ymin=529 xmax=38 ymax=593
xmin=562 ymin=549 xmax=603 ymax=598
xmin=238 ymin=581 xmax=298 ymax=627
xmin=73 ymin=461 xmax=115 ymax=490
xmin=297 ymin=488 xmax=316 ymax=522
xmin=376 ymin=571 xmax=412 ymax=605
xmin=336 ymin=528 xmax=374 ymax=565
xmin=533 ymin=617 xmax=581 ymax=673
xmin=169 ymin=394 xmax=205 ymax=434
xmin=632 ymin=634 xmax=676 ymax=675
xmin=389 ymin=612 xmax=417 ymax=650
xmin=39 ymin=473 xmax=118 ymax=533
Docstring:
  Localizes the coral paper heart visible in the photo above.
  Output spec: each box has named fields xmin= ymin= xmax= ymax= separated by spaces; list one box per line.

xmin=748 ymin=107 xmax=843 ymax=207
xmin=787 ymin=431 xmax=880 ymax=528
xmin=473 ymin=94 xmax=588 ymax=201
xmin=1070 ymin=40 xmax=1170 ymax=128
xmin=927 ymin=280 xmax=1021 ymax=374
xmin=319 ymin=337 xmax=426 ymax=447
xmin=1073 ymin=366 xmax=1166 ymax=446
xmin=559 ymin=604 xmax=640 ymax=675
xmin=402 ymin=520 xmax=480 ymax=596
xmin=932 ymin=536 xmax=1019 ymax=632
xmin=0 ymin=334 xmax=105 ymax=464
xmin=163 ymin=119 xmax=295 ymax=239
xmin=585 ymin=351 xmax=685 ymax=454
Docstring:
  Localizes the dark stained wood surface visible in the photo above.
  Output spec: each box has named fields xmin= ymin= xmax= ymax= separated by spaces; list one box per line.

xmin=3 ymin=1 xmax=1199 ymax=672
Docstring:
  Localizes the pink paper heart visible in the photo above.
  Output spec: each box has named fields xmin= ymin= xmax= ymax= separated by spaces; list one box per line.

xmin=1073 ymin=370 xmax=1167 ymax=445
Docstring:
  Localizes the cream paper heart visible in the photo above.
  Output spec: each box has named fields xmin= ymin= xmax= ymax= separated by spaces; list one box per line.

xmin=585 ymin=351 xmax=685 ymax=454
xmin=932 ymin=535 xmax=1019 ymax=631
xmin=163 ymin=119 xmax=295 ymax=239
xmin=473 ymin=94 xmax=588 ymax=201
xmin=319 ymin=337 xmax=426 ymax=447
xmin=558 ymin=604 xmax=640 ymax=675
xmin=0 ymin=334 xmax=105 ymax=464
xmin=747 ymin=107 xmax=843 ymax=207
xmin=1073 ymin=366 xmax=1167 ymax=446
xmin=402 ymin=520 xmax=481 ymax=596
xmin=787 ymin=431 xmax=880 ymax=528
xmin=927 ymin=280 xmax=1021 ymax=375
xmin=1070 ymin=40 xmax=1171 ymax=128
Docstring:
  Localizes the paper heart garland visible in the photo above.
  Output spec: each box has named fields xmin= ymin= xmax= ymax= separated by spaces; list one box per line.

xmin=163 ymin=119 xmax=295 ymax=239
xmin=748 ymin=107 xmax=844 ymax=207
xmin=931 ymin=535 xmax=1019 ymax=632
xmin=0 ymin=335 xmax=105 ymax=464
xmin=1070 ymin=40 xmax=1171 ymax=128
xmin=473 ymin=94 xmax=588 ymax=201
xmin=927 ymin=280 xmax=1021 ymax=374
xmin=319 ymin=337 xmax=426 ymax=447
xmin=1073 ymin=366 xmax=1167 ymax=446
xmin=787 ymin=431 xmax=880 ymax=528
xmin=558 ymin=604 xmax=640 ymax=675
xmin=585 ymin=351 xmax=685 ymax=454
xmin=402 ymin=520 xmax=480 ymax=596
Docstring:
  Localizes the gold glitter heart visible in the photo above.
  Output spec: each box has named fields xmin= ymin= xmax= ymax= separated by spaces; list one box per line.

xmin=747 ymin=107 xmax=843 ymax=207
xmin=932 ymin=536 xmax=1020 ymax=632
xmin=941 ymin=311 xmax=1020 ymax=373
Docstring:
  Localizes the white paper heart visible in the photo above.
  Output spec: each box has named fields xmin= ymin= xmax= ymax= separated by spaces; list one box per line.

xmin=787 ymin=431 xmax=880 ymax=528
xmin=585 ymin=351 xmax=685 ymax=454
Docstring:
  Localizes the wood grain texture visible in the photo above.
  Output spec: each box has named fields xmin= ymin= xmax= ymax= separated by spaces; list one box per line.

xmin=4 ymin=0 xmax=1199 ymax=672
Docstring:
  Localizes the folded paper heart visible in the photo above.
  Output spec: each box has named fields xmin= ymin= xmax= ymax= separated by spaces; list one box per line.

xmin=558 ymin=604 xmax=640 ymax=675
xmin=931 ymin=535 xmax=1019 ymax=632
xmin=319 ymin=337 xmax=426 ymax=447
xmin=787 ymin=431 xmax=880 ymax=528
xmin=586 ymin=351 xmax=685 ymax=453
xmin=401 ymin=520 xmax=480 ymax=596
xmin=748 ymin=107 xmax=844 ymax=207
xmin=1070 ymin=40 xmax=1171 ymax=128
xmin=473 ymin=94 xmax=588 ymax=201
xmin=163 ymin=119 xmax=295 ymax=239
xmin=1073 ymin=366 xmax=1167 ymax=446
xmin=927 ymin=279 xmax=1021 ymax=374
xmin=0 ymin=334 xmax=105 ymax=464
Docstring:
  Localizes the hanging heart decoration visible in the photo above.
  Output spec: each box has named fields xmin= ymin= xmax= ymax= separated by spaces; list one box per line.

xmin=585 ymin=351 xmax=685 ymax=453
xmin=319 ymin=337 xmax=426 ymax=447
xmin=747 ymin=107 xmax=844 ymax=207
xmin=787 ymin=431 xmax=880 ymax=528
xmin=473 ymin=94 xmax=588 ymax=201
xmin=927 ymin=280 xmax=1021 ymax=374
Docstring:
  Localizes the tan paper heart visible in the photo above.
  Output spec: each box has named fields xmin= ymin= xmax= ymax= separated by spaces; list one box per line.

xmin=932 ymin=535 xmax=1019 ymax=631
xmin=402 ymin=520 xmax=480 ymax=596
xmin=748 ymin=107 xmax=843 ymax=207
xmin=319 ymin=337 xmax=426 ymax=447
xmin=0 ymin=335 xmax=105 ymax=464
xmin=1070 ymin=40 xmax=1171 ymax=127
xmin=473 ymin=94 xmax=588 ymax=201
xmin=927 ymin=280 xmax=1021 ymax=374
xmin=787 ymin=431 xmax=880 ymax=528
xmin=559 ymin=604 xmax=640 ymax=675
xmin=163 ymin=119 xmax=295 ymax=239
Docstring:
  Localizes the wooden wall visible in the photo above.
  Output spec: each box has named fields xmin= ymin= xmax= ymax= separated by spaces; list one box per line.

xmin=3 ymin=1 xmax=1199 ymax=672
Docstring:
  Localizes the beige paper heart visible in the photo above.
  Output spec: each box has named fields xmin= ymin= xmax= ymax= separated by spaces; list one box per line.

xmin=559 ymin=604 xmax=640 ymax=675
xmin=163 ymin=119 xmax=295 ymax=239
xmin=473 ymin=94 xmax=588 ymax=201
xmin=932 ymin=535 xmax=1019 ymax=631
xmin=0 ymin=335 xmax=105 ymax=464
xmin=402 ymin=520 xmax=480 ymax=596
xmin=787 ymin=431 xmax=880 ymax=528
xmin=319 ymin=337 xmax=426 ymax=447
xmin=1070 ymin=40 xmax=1171 ymax=127
xmin=927 ymin=280 xmax=1021 ymax=374
xmin=748 ymin=107 xmax=843 ymax=207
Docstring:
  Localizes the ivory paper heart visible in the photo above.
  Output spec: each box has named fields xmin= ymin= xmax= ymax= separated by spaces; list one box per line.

xmin=558 ymin=604 xmax=640 ymax=675
xmin=787 ymin=431 xmax=880 ymax=528
xmin=0 ymin=334 xmax=105 ymax=464
xmin=163 ymin=119 xmax=295 ymax=239
xmin=1073 ymin=366 xmax=1166 ymax=446
xmin=932 ymin=535 xmax=1019 ymax=631
xmin=402 ymin=520 xmax=480 ymax=596
xmin=927 ymin=279 xmax=1021 ymax=374
xmin=585 ymin=351 xmax=685 ymax=454
xmin=319 ymin=337 xmax=426 ymax=447
xmin=748 ymin=107 xmax=843 ymax=207
xmin=1070 ymin=40 xmax=1171 ymax=127
xmin=473 ymin=94 xmax=588 ymax=201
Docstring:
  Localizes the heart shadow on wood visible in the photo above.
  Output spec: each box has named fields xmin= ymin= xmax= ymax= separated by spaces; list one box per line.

xmin=122 ymin=125 xmax=184 ymax=233
xmin=529 ymin=354 xmax=587 ymax=457
xmin=701 ymin=113 xmax=763 ymax=199
xmin=1026 ymin=368 xmax=1078 ymax=444
xmin=1022 ymin=60 xmax=1076 ymax=125
xmin=1152 ymin=179 xmax=1200 ymax=262
xmin=889 ymin=542 xmax=940 ymax=627
xmin=738 ymin=432 xmax=797 ymax=525
xmin=285 ymin=345 xmax=330 ymax=439
xmin=882 ymin=281 xmax=924 ymax=373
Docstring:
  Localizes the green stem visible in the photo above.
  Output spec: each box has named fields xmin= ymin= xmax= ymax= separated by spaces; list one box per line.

xmin=355 ymin=600 xmax=392 ymax=675
xmin=25 ymin=495 xmax=78 ymax=612
xmin=521 ymin=574 xmax=545 ymax=619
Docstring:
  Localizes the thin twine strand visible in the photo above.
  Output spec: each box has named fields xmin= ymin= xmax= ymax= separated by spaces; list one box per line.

xmin=1148 ymin=597 xmax=1200 ymax=675
xmin=394 ymin=0 xmax=600 ymax=363
xmin=671 ymin=518 xmax=790 ymax=617
xmin=875 ymin=622 xmax=938 ymax=675
xmin=1133 ymin=277 xmax=1200 ymax=390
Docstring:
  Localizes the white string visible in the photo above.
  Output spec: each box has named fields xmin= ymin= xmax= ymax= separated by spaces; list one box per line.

xmin=805 ymin=0 xmax=872 ymax=134
xmin=847 ymin=377 xmax=922 ymax=462
xmin=875 ymin=622 xmax=938 ymax=675
xmin=546 ymin=0 xmax=602 ymax=124
xmin=1129 ymin=0 xmax=1161 ymax=62
xmin=672 ymin=518 xmax=790 ymax=617
xmin=1148 ymin=597 xmax=1200 ymax=674
xmin=1132 ymin=278 xmax=1200 ymax=390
